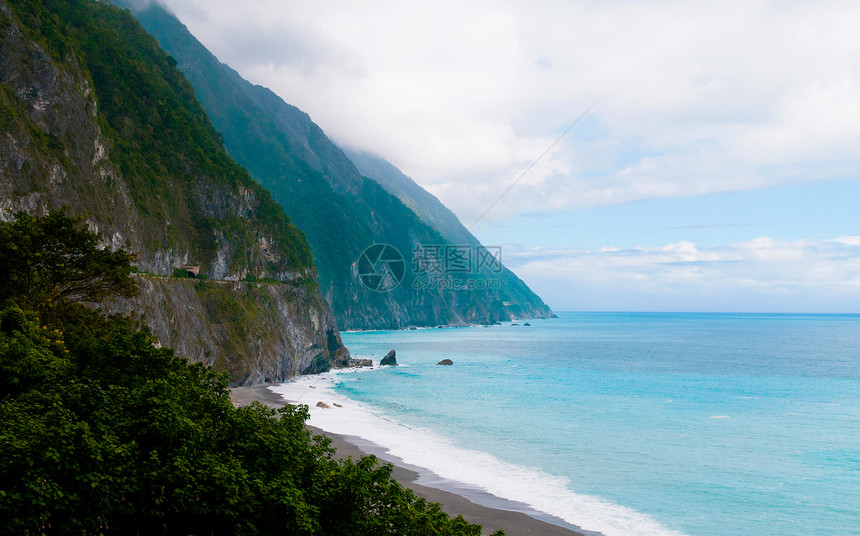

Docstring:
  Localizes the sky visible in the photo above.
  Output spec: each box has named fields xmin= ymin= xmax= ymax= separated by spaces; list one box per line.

xmin=157 ymin=0 xmax=860 ymax=312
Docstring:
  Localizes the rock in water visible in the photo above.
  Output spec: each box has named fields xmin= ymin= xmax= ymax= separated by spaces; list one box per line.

xmin=380 ymin=349 xmax=398 ymax=366
xmin=523 ymin=322 xmax=532 ymax=326
xmin=347 ymin=358 xmax=373 ymax=368
xmin=437 ymin=359 xmax=454 ymax=366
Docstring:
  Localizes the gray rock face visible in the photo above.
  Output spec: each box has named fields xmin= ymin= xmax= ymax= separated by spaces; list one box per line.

xmin=346 ymin=358 xmax=373 ymax=368
xmin=106 ymin=276 xmax=349 ymax=386
xmin=437 ymin=359 xmax=454 ymax=366
xmin=380 ymin=349 xmax=397 ymax=366
xmin=0 ymin=2 xmax=139 ymax=244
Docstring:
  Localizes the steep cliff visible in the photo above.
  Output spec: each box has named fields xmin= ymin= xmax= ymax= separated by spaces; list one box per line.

xmin=0 ymin=0 xmax=348 ymax=383
xmin=107 ymin=277 xmax=347 ymax=384
xmin=115 ymin=1 xmax=554 ymax=329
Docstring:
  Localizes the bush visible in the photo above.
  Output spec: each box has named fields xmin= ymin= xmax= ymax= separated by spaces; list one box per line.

xmin=172 ymin=267 xmax=194 ymax=278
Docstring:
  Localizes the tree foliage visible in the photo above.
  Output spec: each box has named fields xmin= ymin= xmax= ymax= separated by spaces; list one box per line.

xmin=0 ymin=211 xmax=138 ymax=307
xmin=0 ymin=213 xmax=495 ymax=535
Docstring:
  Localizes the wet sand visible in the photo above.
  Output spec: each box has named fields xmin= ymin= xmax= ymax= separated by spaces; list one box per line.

xmin=231 ymin=383 xmax=589 ymax=536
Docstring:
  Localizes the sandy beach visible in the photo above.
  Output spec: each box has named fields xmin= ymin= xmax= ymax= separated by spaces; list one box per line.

xmin=231 ymin=383 xmax=588 ymax=536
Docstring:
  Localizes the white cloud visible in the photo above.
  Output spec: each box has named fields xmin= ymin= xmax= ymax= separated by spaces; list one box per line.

xmin=157 ymin=0 xmax=860 ymax=225
xmin=506 ymin=236 xmax=860 ymax=312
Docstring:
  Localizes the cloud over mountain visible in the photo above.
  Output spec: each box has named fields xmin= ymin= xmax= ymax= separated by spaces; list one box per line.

xmin=159 ymin=0 xmax=860 ymax=224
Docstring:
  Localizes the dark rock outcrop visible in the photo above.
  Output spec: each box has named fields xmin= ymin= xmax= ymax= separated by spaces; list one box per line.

xmin=347 ymin=358 xmax=373 ymax=368
xmin=380 ymin=349 xmax=397 ymax=366
xmin=437 ymin=359 xmax=454 ymax=366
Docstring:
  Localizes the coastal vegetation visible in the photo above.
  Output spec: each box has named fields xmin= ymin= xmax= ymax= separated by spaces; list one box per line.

xmin=0 ymin=212 xmax=497 ymax=534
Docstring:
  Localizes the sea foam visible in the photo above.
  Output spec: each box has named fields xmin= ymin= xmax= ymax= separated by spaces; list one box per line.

xmin=271 ymin=370 xmax=688 ymax=536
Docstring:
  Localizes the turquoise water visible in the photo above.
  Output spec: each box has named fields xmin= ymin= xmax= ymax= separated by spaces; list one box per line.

xmin=339 ymin=313 xmax=860 ymax=536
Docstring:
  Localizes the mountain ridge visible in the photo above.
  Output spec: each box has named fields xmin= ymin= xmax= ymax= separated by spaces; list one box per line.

xmin=117 ymin=0 xmax=553 ymax=329
xmin=341 ymin=147 xmax=482 ymax=247
xmin=343 ymin=147 xmax=554 ymax=320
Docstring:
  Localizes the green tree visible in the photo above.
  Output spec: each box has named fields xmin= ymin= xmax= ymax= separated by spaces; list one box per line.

xmin=0 ymin=211 xmax=138 ymax=307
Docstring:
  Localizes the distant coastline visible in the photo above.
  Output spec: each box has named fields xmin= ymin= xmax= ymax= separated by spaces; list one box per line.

xmin=340 ymin=316 xmax=553 ymax=333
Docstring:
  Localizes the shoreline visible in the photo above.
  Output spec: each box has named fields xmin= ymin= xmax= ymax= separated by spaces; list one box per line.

xmin=339 ymin=315 xmax=558 ymax=333
xmin=231 ymin=383 xmax=590 ymax=536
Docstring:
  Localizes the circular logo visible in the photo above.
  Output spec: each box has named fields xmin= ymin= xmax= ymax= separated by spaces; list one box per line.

xmin=357 ymin=243 xmax=406 ymax=292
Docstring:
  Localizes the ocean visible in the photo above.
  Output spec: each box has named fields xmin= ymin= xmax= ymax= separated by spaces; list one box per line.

xmin=272 ymin=313 xmax=860 ymax=536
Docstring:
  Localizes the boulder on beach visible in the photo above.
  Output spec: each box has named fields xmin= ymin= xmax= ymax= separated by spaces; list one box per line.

xmin=437 ymin=359 xmax=454 ymax=366
xmin=380 ymin=349 xmax=397 ymax=366
xmin=347 ymin=358 xmax=373 ymax=368
xmin=316 ymin=401 xmax=331 ymax=408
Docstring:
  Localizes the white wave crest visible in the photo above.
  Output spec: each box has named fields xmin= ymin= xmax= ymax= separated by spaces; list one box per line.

xmin=271 ymin=373 xmax=688 ymax=536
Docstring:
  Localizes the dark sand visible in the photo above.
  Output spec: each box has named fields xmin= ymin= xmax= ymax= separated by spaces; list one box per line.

xmin=231 ymin=383 xmax=589 ymax=536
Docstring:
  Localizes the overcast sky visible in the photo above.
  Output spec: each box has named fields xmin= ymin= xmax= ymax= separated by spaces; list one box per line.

xmin=158 ymin=0 xmax=860 ymax=312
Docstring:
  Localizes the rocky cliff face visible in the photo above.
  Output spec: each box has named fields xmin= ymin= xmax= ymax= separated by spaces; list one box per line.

xmin=0 ymin=0 xmax=136 ymax=243
xmin=0 ymin=0 xmax=348 ymax=383
xmin=107 ymin=277 xmax=349 ymax=385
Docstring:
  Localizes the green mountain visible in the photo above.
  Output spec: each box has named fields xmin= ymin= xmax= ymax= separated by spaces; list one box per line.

xmin=114 ymin=1 xmax=553 ymax=329
xmin=341 ymin=148 xmax=480 ymax=246
xmin=344 ymin=148 xmax=512 ymax=252
xmin=343 ymin=147 xmax=555 ymax=320
xmin=0 ymin=0 xmax=348 ymax=383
